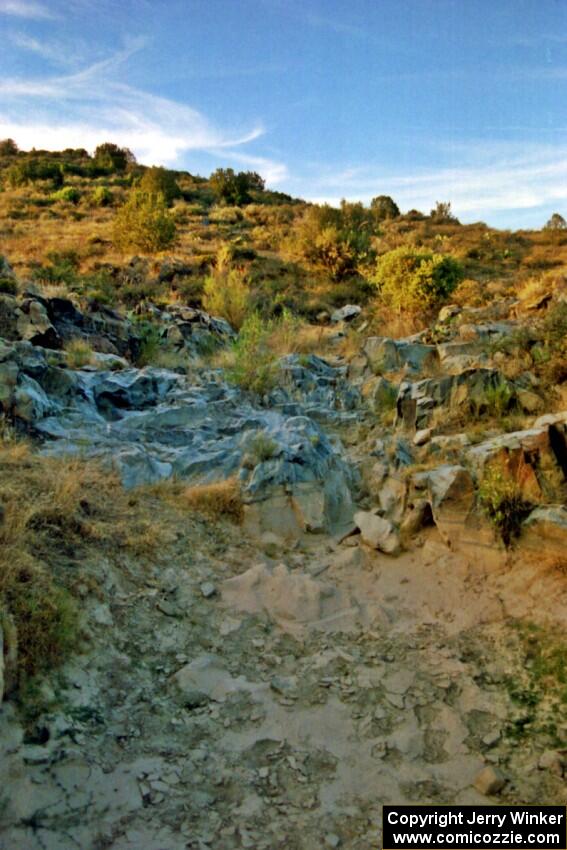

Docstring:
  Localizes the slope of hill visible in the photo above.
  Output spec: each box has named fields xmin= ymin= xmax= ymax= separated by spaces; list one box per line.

xmin=0 ymin=144 xmax=566 ymax=849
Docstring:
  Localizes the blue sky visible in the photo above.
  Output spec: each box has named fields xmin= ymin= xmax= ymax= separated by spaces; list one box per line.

xmin=1 ymin=0 xmax=567 ymax=227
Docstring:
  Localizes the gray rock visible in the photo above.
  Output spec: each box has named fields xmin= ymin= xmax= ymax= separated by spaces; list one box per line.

xmin=537 ymin=750 xmax=564 ymax=776
xmin=330 ymin=304 xmax=361 ymax=323
xmin=473 ymin=765 xmax=505 ymax=795
xmin=354 ymin=511 xmax=401 ymax=555
xmin=200 ymin=582 xmax=217 ymax=599
xmin=413 ymin=428 xmax=432 ymax=446
xmin=522 ymin=506 xmax=567 ymax=560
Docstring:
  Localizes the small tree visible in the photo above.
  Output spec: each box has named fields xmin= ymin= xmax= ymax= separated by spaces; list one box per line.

xmin=370 ymin=195 xmax=400 ymax=221
xmin=94 ymin=143 xmax=136 ymax=173
xmin=373 ymin=246 xmax=463 ymax=314
xmin=0 ymin=138 xmax=18 ymax=156
xmin=138 ymin=166 xmax=181 ymax=206
xmin=430 ymin=201 xmax=458 ymax=223
xmin=209 ymin=168 xmax=265 ymax=205
xmin=227 ymin=312 xmax=278 ymax=393
xmin=544 ymin=212 xmax=567 ymax=230
xmin=113 ymin=190 xmax=176 ymax=253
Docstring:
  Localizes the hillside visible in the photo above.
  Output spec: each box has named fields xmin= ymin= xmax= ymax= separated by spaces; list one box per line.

xmin=0 ymin=144 xmax=566 ymax=849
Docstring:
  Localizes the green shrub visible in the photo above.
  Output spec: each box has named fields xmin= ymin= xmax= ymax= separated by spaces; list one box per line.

xmin=90 ymin=185 xmax=113 ymax=207
xmin=372 ymin=246 xmax=463 ymax=314
xmin=137 ymin=166 xmax=181 ymax=206
xmin=226 ymin=313 xmax=278 ymax=394
xmin=470 ymin=380 xmax=515 ymax=420
xmin=370 ymin=195 xmax=400 ymax=221
xmin=65 ymin=338 xmax=95 ymax=368
xmin=51 ymin=186 xmax=81 ymax=204
xmin=285 ymin=202 xmax=376 ymax=279
xmin=0 ymin=277 xmax=17 ymax=295
xmin=113 ymin=190 xmax=176 ymax=253
xmin=250 ymin=432 xmax=278 ymax=462
xmin=202 ymin=264 xmax=250 ymax=330
xmin=209 ymin=168 xmax=264 ymax=206
xmin=478 ymin=466 xmax=534 ymax=547
xmin=133 ymin=321 xmax=163 ymax=367
xmin=31 ymin=250 xmax=80 ymax=287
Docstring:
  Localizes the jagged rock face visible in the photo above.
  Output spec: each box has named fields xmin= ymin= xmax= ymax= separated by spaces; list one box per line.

xmin=364 ymin=336 xmax=439 ymax=376
xmin=1 ymin=341 xmax=359 ymax=537
xmin=395 ymin=369 xmax=523 ymax=430
xmin=0 ymin=292 xmax=236 ymax=360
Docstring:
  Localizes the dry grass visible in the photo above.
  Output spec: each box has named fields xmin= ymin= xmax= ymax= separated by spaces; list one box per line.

xmin=65 ymin=337 xmax=95 ymax=367
xmin=0 ymin=436 xmax=164 ymax=691
xmin=149 ymin=477 xmax=244 ymax=522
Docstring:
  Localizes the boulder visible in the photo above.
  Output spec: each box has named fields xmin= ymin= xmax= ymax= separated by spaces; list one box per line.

xmin=413 ymin=428 xmax=432 ymax=446
xmin=427 ymin=465 xmax=475 ymax=545
xmin=474 ymin=766 xmax=505 ymax=796
xmin=466 ymin=423 xmax=567 ymax=503
xmin=378 ymin=476 xmax=407 ymax=523
xmin=521 ymin=506 xmax=567 ymax=561
xmin=438 ymin=304 xmax=460 ymax=323
xmin=13 ymin=374 xmax=53 ymax=422
xmin=354 ymin=510 xmax=401 ymax=555
xmin=364 ymin=337 xmax=438 ymax=376
xmin=400 ymin=499 xmax=433 ymax=538
xmin=330 ymin=304 xmax=361 ymax=323
xmin=16 ymin=299 xmax=60 ymax=349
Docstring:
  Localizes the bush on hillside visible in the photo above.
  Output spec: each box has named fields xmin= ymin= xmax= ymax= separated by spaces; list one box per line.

xmin=113 ymin=190 xmax=176 ymax=253
xmin=209 ymin=168 xmax=265 ymax=206
xmin=137 ymin=166 xmax=181 ymax=206
xmin=90 ymin=185 xmax=113 ymax=207
xmin=202 ymin=265 xmax=250 ymax=330
xmin=285 ymin=202 xmax=376 ymax=279
xmin=370 ymin=195 xmax=400 ymax=221
xmin=544 ymin=212 xmax=567 ymax=231
xmin=94 ymin=143 xmax=135 ymax=173
xmin=372 ymin=246 xmax=463 ymax=314
xmin=226 ymin=312 xmax=278 ymax=393
xmin=51 ymin=186 xmax=81 ymax=204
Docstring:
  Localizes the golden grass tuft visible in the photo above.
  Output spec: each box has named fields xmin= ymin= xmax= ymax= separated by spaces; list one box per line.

xmin=144 ymin=477 xmax=244 ymax=522
xmin=0 ymin=436 xmax=165 ymax=691
xmin=65 ymin=337 xmax=95 ymax=368
xmin=181 ymin=478 xmax=244 ymax=522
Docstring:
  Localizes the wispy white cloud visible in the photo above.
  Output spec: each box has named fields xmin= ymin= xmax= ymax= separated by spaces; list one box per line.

xmin=8 ymin=30 xmax=87 ymax=66
xmin=1 ymin=38 xmax=288 ymax=182
xmin=0 ymin=0 xmax=54 ymax=19
xmin=298 ymin=143 xmax=567 ymax=221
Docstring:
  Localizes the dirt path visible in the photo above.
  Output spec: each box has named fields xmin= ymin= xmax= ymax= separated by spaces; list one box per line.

xmin=1 ymin=515 xmax=566 ymax=850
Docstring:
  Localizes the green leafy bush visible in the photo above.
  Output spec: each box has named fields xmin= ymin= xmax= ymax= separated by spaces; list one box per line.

xmin=370 ymin=195 xmax=400 ymax=221
xmin=51 ymin=186 xmax=81 ymax=204
xmin=478 ymin=466 xmax=534 ymax=547
xmin=372 ymin=246 xmax=463 ymax=314
xmin=209 ymin=168 xmax=265 ymax=206
xmin=0 ymin=277 xmax=17 ymax=295
xmin=226 ymin=313 xmax=278 ymax=394
xmin=31 ymin=250 xmax=80 ymax=287
xmin=137 ymin=166 xmax=181 ymax=206
xmin=113 ymin=190 xmax=176 ymax=253
xmin=285 ymin=202 xmax=376 ymax=279
xmin=90 ymin=185 xmax=113 ymax=207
